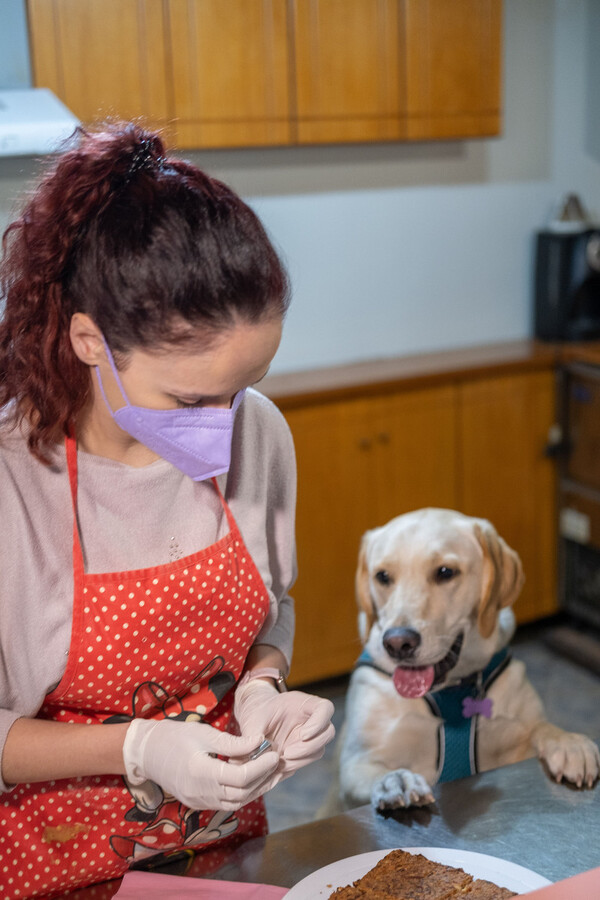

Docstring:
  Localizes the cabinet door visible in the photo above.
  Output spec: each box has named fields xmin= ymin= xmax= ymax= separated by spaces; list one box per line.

xmin=167 ymin=0 xmax=291 ymax=148
xmin=28 ymin=0 xmax=170 ymax=133
xmin=284 ymin=385 xmax=457 ymax=685
xmin=373 ymin=386 xmax=458 ymax=523
xmin=402 ymin=0 xmax=502 ymax=139
xmin=458 ymin=372 xmax=558 ymax=624
xmin=284 ymin=399 xmax=376 ymax=685
xmin=292 ymin=0 xmax=402 ymax=143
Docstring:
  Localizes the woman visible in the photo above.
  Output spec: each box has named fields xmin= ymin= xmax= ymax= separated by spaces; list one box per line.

xmin=0 ymin=123 xmax=334 ymax=898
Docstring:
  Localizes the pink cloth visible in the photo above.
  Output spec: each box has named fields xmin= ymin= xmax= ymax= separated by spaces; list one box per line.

xmin=521 ymin=866 xmax=600 ymax=898
xmin=113 ymin=870 xmax=288 ymax=899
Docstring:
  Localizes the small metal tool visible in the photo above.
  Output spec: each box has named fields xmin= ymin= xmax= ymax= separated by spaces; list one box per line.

xmin=249 ymin=738 xmax=272 ymax=760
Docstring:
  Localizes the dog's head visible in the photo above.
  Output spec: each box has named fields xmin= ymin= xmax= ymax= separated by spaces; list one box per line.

xmin=355 ymin=508 xmax=524 ymax=695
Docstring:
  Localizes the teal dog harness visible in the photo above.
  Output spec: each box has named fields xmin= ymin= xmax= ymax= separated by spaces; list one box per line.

xmin=355 ymin=647 xmax=511 ymax=783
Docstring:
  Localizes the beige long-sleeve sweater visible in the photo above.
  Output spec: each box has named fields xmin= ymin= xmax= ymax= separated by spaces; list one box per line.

xmin=0 ymin=388 xmax=297 ymax=791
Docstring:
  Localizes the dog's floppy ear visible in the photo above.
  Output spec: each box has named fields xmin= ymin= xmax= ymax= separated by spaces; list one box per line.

xmin=355 ymin=532 xmax=376 ymax=644
xmin=473 ymin=520 xmax=524 ymax=639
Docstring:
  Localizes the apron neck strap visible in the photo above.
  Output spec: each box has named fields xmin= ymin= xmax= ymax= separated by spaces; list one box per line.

xmin=65 ymin=431 xmax=85 ymax=578
xmin=210 ymin=477 xmax=238 ymax=534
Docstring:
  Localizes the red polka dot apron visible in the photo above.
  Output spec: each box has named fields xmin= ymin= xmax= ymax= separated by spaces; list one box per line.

xmin=0 ymin=435 xmax=271 ymax=899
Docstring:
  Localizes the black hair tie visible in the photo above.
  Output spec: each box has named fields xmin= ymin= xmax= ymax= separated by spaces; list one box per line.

xmin=126 ymin=138 xmax=166 ymax=182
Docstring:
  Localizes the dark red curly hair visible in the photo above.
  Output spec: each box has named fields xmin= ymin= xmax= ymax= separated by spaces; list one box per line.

xmin=0 ymin=121 xmax=289 ymax=463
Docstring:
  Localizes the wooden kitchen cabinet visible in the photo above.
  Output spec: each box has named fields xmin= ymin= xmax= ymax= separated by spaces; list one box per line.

xmin=284 ymin=385 xmax=458 ymax=684
xmin=27 ymin=0 xmax=502 ymax=149
xmin=292 ymin=0 xmax=501 ymax=145
xmin=403 ymin=0 xmax=502 ymax=139
xmin=458 ymin=371 xmax=558 ymax=624
xmin=27 ymin=0 xmax=171 ymax=136
xmin=267 ymin=346 xmax=560 ymax=686
xmin=292 ymin=0 xmax=402 ymax=144
xmin=167 ymin=0 xmax=292 ymax=148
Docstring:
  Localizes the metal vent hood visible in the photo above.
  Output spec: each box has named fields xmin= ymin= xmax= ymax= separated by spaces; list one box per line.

xmin=0 ymin=88 xmax=79 ymax=157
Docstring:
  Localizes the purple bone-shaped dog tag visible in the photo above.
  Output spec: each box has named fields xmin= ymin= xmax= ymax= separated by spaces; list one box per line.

xmin=462 ymin=696 xmax=493 ymax=719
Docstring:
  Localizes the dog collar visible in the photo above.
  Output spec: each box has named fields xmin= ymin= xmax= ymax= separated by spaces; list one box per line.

xmin=355 ymin=648 xmax=389 ymax=676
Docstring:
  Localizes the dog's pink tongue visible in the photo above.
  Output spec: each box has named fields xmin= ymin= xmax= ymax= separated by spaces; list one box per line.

xmin=393 ymin=665 xmax=435 ymax=698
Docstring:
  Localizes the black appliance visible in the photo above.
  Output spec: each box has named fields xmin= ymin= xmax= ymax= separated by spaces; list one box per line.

xmin=557 ymin=362 xmax=600 ymax=629
xmin=534 ymin=229 xmax=600 ymax=340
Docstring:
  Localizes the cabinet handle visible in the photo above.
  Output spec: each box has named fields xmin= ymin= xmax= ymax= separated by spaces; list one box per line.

xmin=378 ymin=432 xmax=391 ymax=444
xmin=358 ymin=438 xmax=372 ymax=451
xmin=544 ymin=423 xmax=570 ymax=458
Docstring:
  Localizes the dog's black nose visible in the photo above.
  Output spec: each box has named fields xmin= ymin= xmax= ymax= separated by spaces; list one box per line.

xmin=382 ymin=627 xmax=421 ymax=661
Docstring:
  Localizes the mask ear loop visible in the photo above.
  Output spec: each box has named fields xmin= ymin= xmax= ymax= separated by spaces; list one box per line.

xmin=231 ymin=388 xmax=246 ymax=412
xmin=95 ymin=337 xmax=131 ymax=412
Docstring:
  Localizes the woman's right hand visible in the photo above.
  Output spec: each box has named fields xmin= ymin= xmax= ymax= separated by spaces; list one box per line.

xmin=122 ymin=718 xmax=278 ymax=810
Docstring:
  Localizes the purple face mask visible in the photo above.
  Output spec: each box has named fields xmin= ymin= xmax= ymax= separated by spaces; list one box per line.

xmin=95 ymin=338 xmax=245 ymax=481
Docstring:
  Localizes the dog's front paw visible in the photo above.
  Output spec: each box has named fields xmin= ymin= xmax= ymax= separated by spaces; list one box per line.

xmin=538 ymin=730 xmax=600 ymax=788
xmin=371 ymin=769 xmax=435 ymax=811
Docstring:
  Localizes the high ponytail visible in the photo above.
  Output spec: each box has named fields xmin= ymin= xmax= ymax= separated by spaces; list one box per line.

xmin=0 ymin=122 xmax=289 ymax=463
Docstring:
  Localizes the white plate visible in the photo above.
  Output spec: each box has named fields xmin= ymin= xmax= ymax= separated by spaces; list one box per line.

xmin=285 ymin=847 xmax=552 ymax=898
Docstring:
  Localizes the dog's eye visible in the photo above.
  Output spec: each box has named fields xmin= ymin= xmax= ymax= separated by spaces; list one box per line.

xmin=435 ymin=566 xmax=458 ymax=582
xmin=375 ymin=570 xmax=392 ymax=586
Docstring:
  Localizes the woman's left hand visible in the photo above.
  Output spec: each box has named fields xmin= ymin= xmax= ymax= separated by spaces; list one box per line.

xmin=233 ymin=677 xmax=335 ymax=783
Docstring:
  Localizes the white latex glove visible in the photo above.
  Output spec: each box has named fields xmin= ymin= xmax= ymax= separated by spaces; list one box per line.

xmin=234 ymin=678 xmax=335 ymax=784
xmin=123 ymin=718 xmax=278 ymax=811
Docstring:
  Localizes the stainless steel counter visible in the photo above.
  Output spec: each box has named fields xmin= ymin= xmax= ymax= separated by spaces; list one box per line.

xmin=206 ymin=756 xmax=599 ymax=889
xmin=65 ymin=756 xmax=599 ymax=896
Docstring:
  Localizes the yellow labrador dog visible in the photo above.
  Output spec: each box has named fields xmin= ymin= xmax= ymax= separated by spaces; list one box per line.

xmin=334 ymin=508 xmax=599 ymax=812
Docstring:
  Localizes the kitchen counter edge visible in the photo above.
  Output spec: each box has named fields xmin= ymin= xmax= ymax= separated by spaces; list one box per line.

xmin=260 ymin=339 xmax=600 ymax=408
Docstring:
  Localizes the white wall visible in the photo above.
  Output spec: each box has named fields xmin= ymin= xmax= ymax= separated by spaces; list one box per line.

xmin=0 ymin=0 xmax=30 ymax=89
xmin=0 ymin=0 xmax=593 ymax=374
xmin=552 ymin=0 xmax=600 ymax=217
